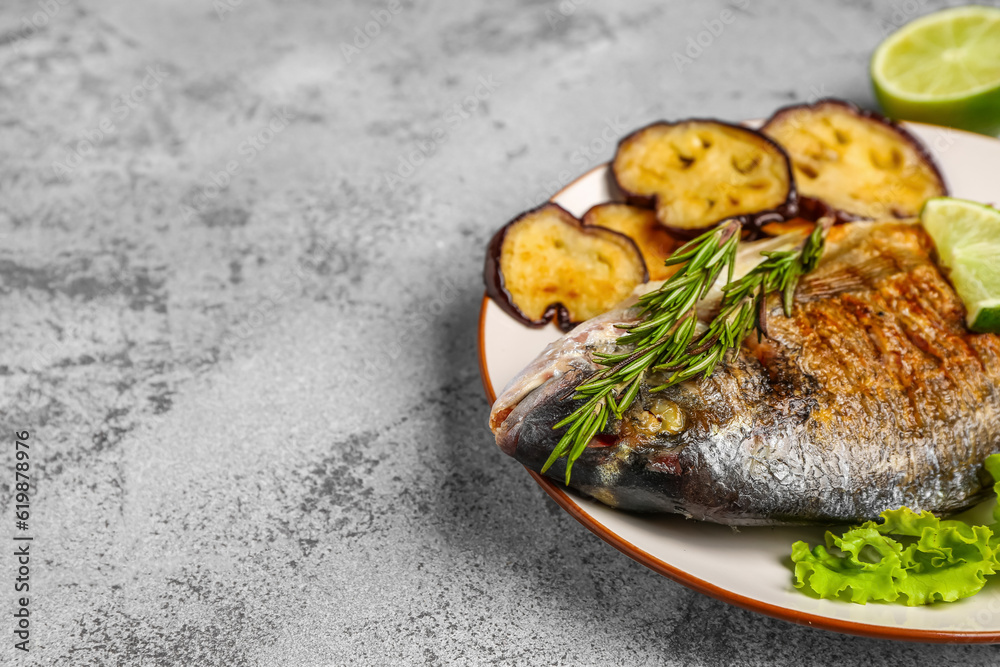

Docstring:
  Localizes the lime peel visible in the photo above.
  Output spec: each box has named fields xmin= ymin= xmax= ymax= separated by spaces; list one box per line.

xmin=871 ymin=6 xmax=1000 ymax=136
xmin=921 ymin=196 xmax=1000 ymax=333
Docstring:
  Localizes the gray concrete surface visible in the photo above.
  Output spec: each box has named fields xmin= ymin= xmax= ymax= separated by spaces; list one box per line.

xmin=2 ymin=0 xmax=999 ymax=664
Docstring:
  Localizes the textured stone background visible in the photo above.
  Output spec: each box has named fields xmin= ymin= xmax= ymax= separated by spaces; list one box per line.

xmin=2 ymin=0 xmax=1000 ymax=664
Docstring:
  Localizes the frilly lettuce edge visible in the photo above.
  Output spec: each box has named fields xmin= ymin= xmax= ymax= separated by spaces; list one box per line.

xmin=791 ymin=453 xmax=1000 ymax=606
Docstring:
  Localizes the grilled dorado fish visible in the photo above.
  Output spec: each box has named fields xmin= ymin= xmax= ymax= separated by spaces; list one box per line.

xmin=488 ymin=221 xmax=1000 ymax=525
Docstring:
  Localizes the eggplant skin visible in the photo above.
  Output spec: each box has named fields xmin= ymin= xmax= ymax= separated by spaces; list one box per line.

xmin=761 ymin=98 xmax=948 ymax=222
xmin=483 ymin=202 xmax=648 ymax=332
xmin=611 ymin=119 xmax=798 ymax=238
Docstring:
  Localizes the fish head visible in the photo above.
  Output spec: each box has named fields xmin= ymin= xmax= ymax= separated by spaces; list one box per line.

xmin=489 ymin=316 xmax=695 ymax=512
xmin=489 ymin=305 xmax=636 ymax=456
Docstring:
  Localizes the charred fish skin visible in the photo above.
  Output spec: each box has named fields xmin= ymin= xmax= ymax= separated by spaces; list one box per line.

xmin=489 ymin=222 xmax=1000 ymax=526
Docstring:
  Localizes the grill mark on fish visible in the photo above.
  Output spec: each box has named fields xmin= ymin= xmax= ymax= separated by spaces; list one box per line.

xmin=490 ymin=221 xmax=1000 ymax=525
xmin=902 ymin=274 xmax=990 ymax=415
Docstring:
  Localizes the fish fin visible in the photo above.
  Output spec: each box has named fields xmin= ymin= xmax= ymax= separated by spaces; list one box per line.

xmin=795 ymin=250 xmax=925 ymax=301
xmin=796 ymin=220 xmax=930 ymax=302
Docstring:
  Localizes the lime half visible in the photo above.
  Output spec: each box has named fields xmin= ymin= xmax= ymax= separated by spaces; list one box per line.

xmin=921 ymin=197 xmax=1000 ymax=332
xmin=872 ymin=6 xmax=1000 ymax=136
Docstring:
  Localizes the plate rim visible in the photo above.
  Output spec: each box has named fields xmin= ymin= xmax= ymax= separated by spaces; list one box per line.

xmin=477 ymin=120 xmax=1000 ymax=643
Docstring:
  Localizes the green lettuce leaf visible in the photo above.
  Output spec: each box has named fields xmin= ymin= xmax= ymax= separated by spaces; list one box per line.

xmin=987 ymin=453 xmax=1000 ymax=525
xmin=792 ymin=526 xmax=905 ymax=604
xmin=791 ymin=453 xmax=1000 ymax=606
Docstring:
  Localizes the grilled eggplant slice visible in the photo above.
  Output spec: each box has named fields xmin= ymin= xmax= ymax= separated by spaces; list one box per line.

xmin=485 ymin=203 xmax=648 ymax=331
xmin=612 ymin=120 xmax=796 ymax=237
xmin=582 ymin=203 xmax=680 ymax=281
xmin=761 ymin=99 xmax=947 ymax=221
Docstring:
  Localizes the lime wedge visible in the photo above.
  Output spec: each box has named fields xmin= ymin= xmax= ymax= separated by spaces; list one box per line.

xmin=921 ymin=197 xmax=1000 ymax=332
xmin=872 ymin=6 xmax=1000 ymax=136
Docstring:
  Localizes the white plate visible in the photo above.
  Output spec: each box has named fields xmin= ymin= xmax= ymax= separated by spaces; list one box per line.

xmin=478 ymin=122 xmax=1000 ymax=642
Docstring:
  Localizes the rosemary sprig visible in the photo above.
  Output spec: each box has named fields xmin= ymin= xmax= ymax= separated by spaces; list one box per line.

xmin=542 ymin=221 xmax=825 ymax=484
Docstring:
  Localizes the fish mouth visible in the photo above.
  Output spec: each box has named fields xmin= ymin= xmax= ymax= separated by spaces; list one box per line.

xmin=495 ymin=366 xmax=635 ymax=484
xmin=494 ymin=368 xmax=586 ymax=459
